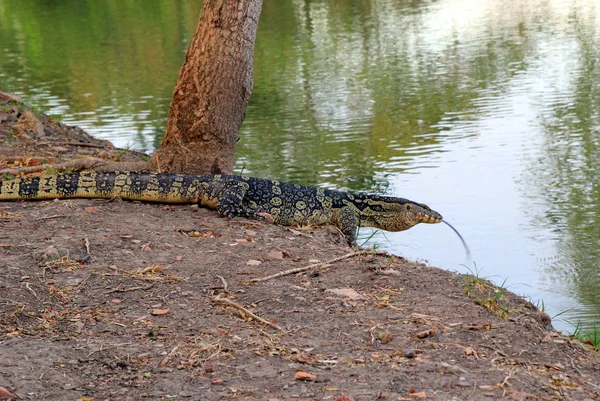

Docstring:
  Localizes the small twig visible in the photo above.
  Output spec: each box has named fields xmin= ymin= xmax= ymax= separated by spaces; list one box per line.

xmin=216 ymin=275 xmax=229 ymax=293
xmin=368 ymin=324 xmax=381 ymax=344
xmin=251 ymin=249 xmax=388 ymax=282
xmin=75 ymin=274 xmax=93 ymax=291
xmin=87 ymin=342 xmax=132 ymax=357
xmin=501 ymin=367 xmax=518 ymax=390
xmin=159 ymin=345 xmax=180 ymax=367
xmin=35 ymin=214 xmax=70 ymax=221
xmin=104 ymin=283 xmax=155 ymax=295
xmin=168 ymin=345 xmax=179 ymax=356
xmin=213 ymin=295 xmax=282 ymax=331
xmin=479 ymin=343 xmax=508 ymax=357
xmin=286 ymin=227 xmax=314 ymax=239
xmin=568 ymin=357 xmax=584 ymax=377
xmin=0 ymin=158 xmax=105 ymax=175
xmin=52 ymin=141 xmax=108 ymax=149
xmin=0 ymin=158 xmax=149 ymax=175
xmin=25 ymin=283 xmax=41 ymax=301
xmin=84 ymin=237 xmax=91 ymax=256
xmin=225 ymin=220 xmax=265 ymax=227
xmin=434 ymin=361 xmax=469 ymax=374
xmin=0 ymin=90 xmax=22 ymax=103
xmin=202 ymin=348 xmax=223 ymax=363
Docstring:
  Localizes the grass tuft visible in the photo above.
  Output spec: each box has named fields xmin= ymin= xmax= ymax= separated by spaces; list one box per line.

xmin=463 ymin=262 xmax=511 ymax=320
xmin=566 ymin=320 xmax=599 ymax=350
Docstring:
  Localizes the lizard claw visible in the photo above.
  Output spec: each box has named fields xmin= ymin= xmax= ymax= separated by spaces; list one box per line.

xmin=256 ymin=212 xmax=275 ymax=224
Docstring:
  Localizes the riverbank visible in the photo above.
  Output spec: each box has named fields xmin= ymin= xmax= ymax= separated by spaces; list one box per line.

xmin=1 ymin=94 xmax=599 ymax=400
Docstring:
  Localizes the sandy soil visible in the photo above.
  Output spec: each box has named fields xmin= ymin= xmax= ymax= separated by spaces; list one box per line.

xmin=1 ymin=93 xmax=599 ymax=400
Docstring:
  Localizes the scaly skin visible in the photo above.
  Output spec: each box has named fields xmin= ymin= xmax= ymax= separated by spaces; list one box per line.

xmin=0 ymin=171 xmax=443 ymax=245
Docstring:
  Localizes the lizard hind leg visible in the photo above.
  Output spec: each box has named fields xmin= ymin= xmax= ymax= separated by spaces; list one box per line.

xmin=337 ymin=207 xmax=360 ymax=247
xmin=215 ymin=183 xmax=265 ymax=221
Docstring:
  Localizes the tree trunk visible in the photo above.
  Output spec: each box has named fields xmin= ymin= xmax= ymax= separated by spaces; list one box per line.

xmin=151 ymin=0 xmax=263 ymax=175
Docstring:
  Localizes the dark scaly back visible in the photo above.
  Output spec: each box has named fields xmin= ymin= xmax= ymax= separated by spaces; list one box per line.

xmin=212 ymin=175 xmax=334 ymax=226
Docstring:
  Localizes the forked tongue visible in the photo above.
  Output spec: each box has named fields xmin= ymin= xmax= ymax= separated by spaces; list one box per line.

xmin=443 ymin=220 xmax=472 ymax=265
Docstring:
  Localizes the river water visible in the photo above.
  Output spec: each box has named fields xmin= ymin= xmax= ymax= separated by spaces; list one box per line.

xmin=1 ymin=0 xmax=599 ymax=333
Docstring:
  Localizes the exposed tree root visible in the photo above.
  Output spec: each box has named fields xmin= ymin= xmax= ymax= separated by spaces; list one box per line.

xmin=250 ymin=249 xmax=389 ymax=283
xmin=0 ymin=158 xmax=150 ymax=175
xmin=213 ymin=294 xmax=283 ymax=332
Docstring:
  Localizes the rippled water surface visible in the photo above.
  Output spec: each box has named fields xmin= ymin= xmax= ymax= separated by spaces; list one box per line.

xmin=1 ymin=0 xmax=599 ymax=332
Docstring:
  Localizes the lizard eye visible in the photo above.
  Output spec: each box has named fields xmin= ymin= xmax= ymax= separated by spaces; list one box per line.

xmin=405 ymin=204 xmax=412 ymax=211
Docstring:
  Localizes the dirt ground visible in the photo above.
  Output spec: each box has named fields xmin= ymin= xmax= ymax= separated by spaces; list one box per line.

xmin=1 ymin=93 xmax=599 ymax=401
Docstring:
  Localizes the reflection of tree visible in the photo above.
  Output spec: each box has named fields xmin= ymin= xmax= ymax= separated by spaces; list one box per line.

xmin=0 ymin=0 xmax=204 ymax=149
xmin=238 ymin=0 xmax=535 ymax=191
xmin=533 ymin=13 xmax=600 ymax=324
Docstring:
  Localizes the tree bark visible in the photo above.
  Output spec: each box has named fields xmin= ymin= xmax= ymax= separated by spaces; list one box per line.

xmin=151 ymin=0 xmax=263 ymax=174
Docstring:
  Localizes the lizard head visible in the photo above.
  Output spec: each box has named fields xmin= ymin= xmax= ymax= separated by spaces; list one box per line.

xmin=366 ymin=199 xmax=443 ymax=232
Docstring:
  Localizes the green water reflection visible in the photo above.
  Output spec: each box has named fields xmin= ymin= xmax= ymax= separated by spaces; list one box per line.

xmin=0 ymin=0 xmax=599 ymax=331
xmin=532 ymin=9 xmax=600 ymax=327
xmin=0 ymin=0 xmax=202 ymax=148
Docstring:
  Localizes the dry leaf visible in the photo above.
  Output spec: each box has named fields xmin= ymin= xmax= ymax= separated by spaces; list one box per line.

xmin=378 ymin=330 xmax=393 ymax=344
xmin=42 ymin=245 xmax=59 ymax=260
xmin=84 ymin=206 xmax=98 ymax=213
xmin=0 ymin=387 xmax=16 ymax=399
xmin=415 ymin=327 xmax=438 ymax=339
xmin=465 ymin=323 xmax=492 ymax=331
xmin=408 ymin=313 xmax=440 ymax=322
xmin=295 ymin=370 xmax=317 ymax=381
xmin=325 ymin=288 xmax=363 ymax=300
xmin=544 ymin=363 xmax=563 ymax=371
xmin=294 ymin=352 xmax=318 ymax=365
xmin=463 ymin=346 xmax=479 ymax=358
xmin=141 ymin=264 xmax=163 ymax=273
xmin=185 ymin=230 xmax=221 ymax=238
xmin=267 ymin=250 xmax=284 ymax=260
xmin=409 ymin=391 xmax=427 ymax=398
xmin=379 ymin=269 xmax=402 ymax=276
xmin=151 ymin=308 xmax=170 ymax=316
xmin=333 ymin=396 xmax=355 ymax=401
xmin=0 ymin=211 xmax=22 ymax=219
xmin=246 ymin=260 xmax=262 ymax=266
xmin=506 ymin=389 xmax=532 ymax=401
xmin=478 ymin=385 xmax=496 ymax=390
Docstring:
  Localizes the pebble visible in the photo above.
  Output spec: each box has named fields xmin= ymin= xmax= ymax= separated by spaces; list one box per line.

xmin=402 ymin=349 xmax=416 ymax=358
xmin=456 ymin=377 xmax=473 ymax=387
